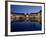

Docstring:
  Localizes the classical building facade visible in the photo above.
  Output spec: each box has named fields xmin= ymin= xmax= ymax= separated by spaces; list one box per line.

xmin=11 ymin=11 xmax=42 ymax=23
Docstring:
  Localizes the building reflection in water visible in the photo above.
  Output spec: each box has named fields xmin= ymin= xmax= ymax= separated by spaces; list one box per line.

xmin=11 ymin=10 xmax=42 ymax=32
xmin=11 ymin=10 xmax=42 ymax=24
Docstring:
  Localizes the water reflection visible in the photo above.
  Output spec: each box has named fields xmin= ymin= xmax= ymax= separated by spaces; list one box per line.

xmin=11 ymin=20 xmax=42 ymax=32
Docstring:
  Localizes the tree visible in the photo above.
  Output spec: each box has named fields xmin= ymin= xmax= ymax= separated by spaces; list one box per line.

xmin=40 ymin=10 xmax=42 ymax=12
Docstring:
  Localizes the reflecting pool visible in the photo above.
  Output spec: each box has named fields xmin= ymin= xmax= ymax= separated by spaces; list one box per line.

xmin=11 ymin=20 xmax=42 ymax=32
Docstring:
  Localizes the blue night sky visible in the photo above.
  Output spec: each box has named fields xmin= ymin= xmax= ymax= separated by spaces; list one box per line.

xmin=11 ymin=5 xmax=42 ymax=13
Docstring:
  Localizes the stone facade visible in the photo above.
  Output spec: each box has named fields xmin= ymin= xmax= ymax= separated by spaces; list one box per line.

xmin=11 ymin=11 xmax=42 ymax=22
